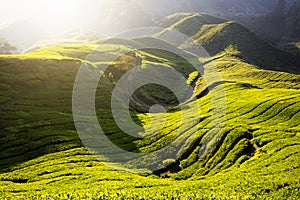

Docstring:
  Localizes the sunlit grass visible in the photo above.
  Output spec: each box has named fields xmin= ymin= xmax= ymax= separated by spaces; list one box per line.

xmin=0 ymin=21 xmax=299 ymax=199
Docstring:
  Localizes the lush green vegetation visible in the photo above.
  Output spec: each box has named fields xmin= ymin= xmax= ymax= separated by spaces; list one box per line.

xmin=0 ymin=13 xmax=299 ymax=199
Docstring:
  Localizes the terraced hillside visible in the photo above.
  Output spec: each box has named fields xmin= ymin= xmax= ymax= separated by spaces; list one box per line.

xmin=158 ymin=13 xmax=300 ymax=73
xmin=0 ymin=14 xmax=299 ymax=199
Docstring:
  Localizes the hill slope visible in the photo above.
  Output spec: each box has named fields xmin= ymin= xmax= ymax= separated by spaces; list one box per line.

xmin=0 ymin=16 xmax=299 ymax=199
xmin=158 ymin=13 xmax=300 ymax=73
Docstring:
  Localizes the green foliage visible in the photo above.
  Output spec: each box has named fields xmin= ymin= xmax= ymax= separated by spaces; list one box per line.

xmin=0 ymin=16 xmax=299 ymax=199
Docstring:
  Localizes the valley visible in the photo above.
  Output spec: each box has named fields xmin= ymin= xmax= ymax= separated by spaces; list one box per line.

xmin=0 ymin=13 xmax=299 ymax=199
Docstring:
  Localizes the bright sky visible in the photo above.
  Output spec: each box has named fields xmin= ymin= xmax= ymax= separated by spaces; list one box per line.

xmin=0 ymin=0 xmax=109 ymax=34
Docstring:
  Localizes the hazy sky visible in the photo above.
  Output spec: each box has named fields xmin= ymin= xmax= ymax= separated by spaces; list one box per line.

xmin=0 ymin=0 xmax=184 ymax=36
xmin=0 ymin=0 xmax=111 ymax=34
xmin=0 ymin=0 xmax=105 ymax=22
xmin=0 ymin=0 xmax=160 ymax=48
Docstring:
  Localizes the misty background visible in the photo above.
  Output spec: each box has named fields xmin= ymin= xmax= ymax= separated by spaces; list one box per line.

xmin=0 ymin=0 xmax=299 ymax=52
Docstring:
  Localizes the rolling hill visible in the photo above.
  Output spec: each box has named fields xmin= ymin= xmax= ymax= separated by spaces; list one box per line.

xmin=0 ymin=13 xmax=299 ymax=199
xmin=236 ymin=0 xmax=300 ymax=42
xmin=158 ymin=13 xmax=300 ymax=73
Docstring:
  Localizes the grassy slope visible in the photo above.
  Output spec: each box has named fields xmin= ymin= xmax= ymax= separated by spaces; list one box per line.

xmin=0 ymin=15 xmax=299 ymax=199
xmin=160 ymin=13 xmax=300 ymax=74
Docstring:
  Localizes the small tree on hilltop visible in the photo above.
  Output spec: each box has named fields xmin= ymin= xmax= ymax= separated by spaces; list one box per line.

xmin=0 ymin=38 xmax=18 ymax=54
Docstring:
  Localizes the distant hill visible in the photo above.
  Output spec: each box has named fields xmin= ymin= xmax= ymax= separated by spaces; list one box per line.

xmin=89 ymin=0 xmax=300 ymax=43
xmin=134 ymin=0 xmax=300 ymax=42
xmin=157 ymin=13 xmax=300 ymax=73
xmin=285 ymin=0 xmax=300 ymax=40
xmin=0 ymin=20 xmax=47 ymax=50
xmin=0 ymin=23 xmax=104 ymax=52
xmin=134 ymin=0 xmax=281 ymax=18
xmin=1 ymin=0 xmax=298 ymax=49
xmin=237 ymin=0 xmax=300 ymax=42
xmin=25 ymin=29 xmax=104 ymax=53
